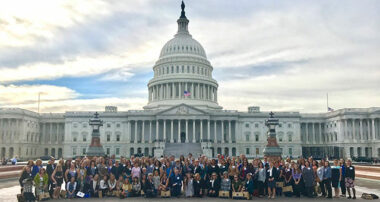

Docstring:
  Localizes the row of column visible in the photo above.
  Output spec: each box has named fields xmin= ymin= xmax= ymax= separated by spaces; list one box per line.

xmin=344 ymin=118 xmax=378 ymax=141
xmin=41 ymin=123 xmax=64 ymax=144
xmin=149 ymin=82 xmax=217 ymax=102
xmin=129 ymin=119 xmax=235 ymax=144
xmin=0 ymin=118 xmax=23 ymax=144
xmin=302 ymin=118 xmax=379 ymax=144
xmin=154 ymin=65 xmax=211 ymax=77
xmin=303 ymin=122 xmax=323 ymax=144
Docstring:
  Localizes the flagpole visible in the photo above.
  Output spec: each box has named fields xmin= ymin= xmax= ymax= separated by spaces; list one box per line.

xmin=326 ymin=93 xmax=329 ymax=112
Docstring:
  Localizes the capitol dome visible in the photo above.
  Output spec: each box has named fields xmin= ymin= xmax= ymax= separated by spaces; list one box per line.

xmin=144 ymin=1 xmax=221 ymax=110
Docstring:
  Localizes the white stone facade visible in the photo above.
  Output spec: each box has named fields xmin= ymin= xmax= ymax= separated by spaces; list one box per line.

xmin=1 ymin=5 xmax=379 ymax=160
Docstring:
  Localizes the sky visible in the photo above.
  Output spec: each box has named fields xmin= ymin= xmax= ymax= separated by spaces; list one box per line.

xmin=0 ymin=0 xmax=379 ymax=113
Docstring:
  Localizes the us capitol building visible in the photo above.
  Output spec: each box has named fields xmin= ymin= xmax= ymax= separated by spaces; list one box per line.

xmin=1 ymin=2 xmax=379 ymax=160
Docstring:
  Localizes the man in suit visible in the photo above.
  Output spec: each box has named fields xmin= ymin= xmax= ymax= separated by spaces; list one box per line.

xmin=170 ymin=168 xmax=182 ymax=197
xmin=46 ymin=157 xmax=57 ymax=197
xmin=207 ymin=172 xmax=220 ymax=197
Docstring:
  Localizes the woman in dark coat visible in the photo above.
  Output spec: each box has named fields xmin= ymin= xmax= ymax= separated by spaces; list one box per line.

xmin=266 ymin=161 xmax=277 ymax=199
xmin=193 ymin=173 xmax=204 ymax=197
xmin=345 ymin=159 xmax=356 ymax=199
xmin=302 ymin=161 xmax=315 ymax=198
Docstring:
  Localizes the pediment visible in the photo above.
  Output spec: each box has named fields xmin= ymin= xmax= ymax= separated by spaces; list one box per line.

xmin=156 ymin=104 xmax=207 ymax=116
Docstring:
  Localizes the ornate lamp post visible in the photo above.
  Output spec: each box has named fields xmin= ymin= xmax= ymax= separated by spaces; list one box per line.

xmin=86 ymin=112 xmax=105 ymax=157
xmin=263 ymin=112 xmax=282 ymax=162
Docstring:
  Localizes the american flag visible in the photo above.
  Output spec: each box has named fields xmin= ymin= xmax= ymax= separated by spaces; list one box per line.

xmin=328 ymin=107 xmax=334 ymax=112
xmin=184 ymin=91 xmax=191 ymax=97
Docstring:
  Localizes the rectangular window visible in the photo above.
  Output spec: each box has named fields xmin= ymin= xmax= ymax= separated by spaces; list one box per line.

xmin=288 ymin=123 xmax=292 ymax=128
xmin=106 ymin=148 xmax=110 ymax=155
xmin=73 ymin=136 xmax=77 ymax=142
xmin=288 ymin=135 xmax=292 ymax=142
xmin=116 ymin=123 xmax=120 ymax=128
xmin=246 ymin=135 xmax=249 ymax=141
xmin=72 ymin=147 xmax=77 ymax=156
xmin=255 ymin=135 xmax=259 ymax=142
xmin=83 ymin=135 xmax=86 ymax=142
xmin=107 ymin=123 xmax=111 ymax=128
xmin=116 ymin=135 xmax=120 ymax=142
xmin=107 ymin=135 xmax=110 ymax=142
xmin=256 ymin=148 xmax=259 ymax=155
xmin=246 ymin=148 xmax=250 ymax=155
xmin=289 ymin=148 xmax=293 ymax=156
xmin=82 ymin=148 xmax=86 ymax=155
xmin=116 ymin=148 xmax=120 ymax=155
xmin=245 ymin=123 xmax=249 ymax=128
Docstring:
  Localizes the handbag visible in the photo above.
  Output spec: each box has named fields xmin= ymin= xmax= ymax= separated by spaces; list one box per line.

xmin=232 ymin=192 xmax=245 ymax=199
xmin=161 ymin=190 xmax=171 ymax=198
xmin=283 ymin=185 xmax=293 ymax=193
xmin=219 ymin=190 xmax=229 ymax=198
xmin=98 ymin=190 xmax=103 ymax=198
xmin=276 ymin=182 xmax=284 ymax=188
xmin=39 ymin=192 xmax=50 ymax=201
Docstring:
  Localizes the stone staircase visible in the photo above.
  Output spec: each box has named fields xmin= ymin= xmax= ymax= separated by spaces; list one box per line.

xmin=163 ymin=143 xmax=203 ymax=158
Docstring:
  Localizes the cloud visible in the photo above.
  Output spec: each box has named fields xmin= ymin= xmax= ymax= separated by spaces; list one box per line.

xmin=0 ymin=0 xmax=379 ymax=112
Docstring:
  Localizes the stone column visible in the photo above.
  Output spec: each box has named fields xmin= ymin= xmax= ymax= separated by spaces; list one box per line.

xmin=352 ymin=119 xmax=356 ymax=140
xmin=214 ymin=121 xmax=217 ymax=143
xmin=172 ymin=83 xmax=175 ymax=99
xmin=134 ymin=121 xmax=138 ymax=143
xmin=197 ymin=84 xmax=200 ymax=99
xmin=178 ymin=120 xmax=181 ymax=142
xmin=200 ymin=120 xmax=203 ymax=141
xmin=207 ymin=120 xmax=210 ymax=141
xmin=372 ymin=119 xmax=376 ymax=140
xmin=305 ymin=123 xmax=309 ymax=143
xmin=229 ymin=121 xmax=232 ymax=143
xmin=367 ymin=119 xmax=371 ymax=140
xmin=178 ymin=83 xmax=181 ymax=99
xmin=156 ymin=120 xmax=159 ymax=141
xmin=192 ymin=120 xmax=196 ymax=143
xmin=312 ymin=123 xmax=315 ymax=144
xmin=141 ymin=121 xmax=144 ymax=143
xmin=163 ymin=120 xmax=166 ymax=142
xmin=160 ymin=84 xmax=163 ymax=100
xmin=171 ymin=120 xmax=174 ymax=143
xmin=149 ymin=121 xmax=152 ymax=143
xmin=359 ymin=119 xmax=363 ymax=140
xmin=191 ymin=83 xmax=194 ymax=99
xmin=221 ymin=121 xmax=225 ymax=143
xmin=318 ymin=123 xmax=322 ymax=143
xmin=185 ymin=120 xmax=189 ymax=142
xmin=50 ymin=123 xmax=53 ymax=144
xmin=345 ymin=119 xmax=348 ymax=139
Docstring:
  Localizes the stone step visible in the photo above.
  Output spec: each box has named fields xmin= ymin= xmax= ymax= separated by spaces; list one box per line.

xmin=164 ymin=143 xmax=203 ymax=158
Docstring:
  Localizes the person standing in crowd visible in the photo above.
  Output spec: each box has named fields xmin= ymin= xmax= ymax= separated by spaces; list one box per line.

xmin=340 ymin=159 xmax=347 ymax=197
xmin=184 ymin=172 xmax=194 ymax=197
xmin=193 ymin=173 xmax=203 ymax=197
xmin=245 ymin=173 xmax=254 ymax=197
xmin=170 ymin=168 xmax=183 ymax=197
xmin=302 ymin=161 xmax=315 ymax=198
xmin=207 ymin=172 xmax=220 ymax=197
xmin=257 ymin=162 xmax=266 ymax=197
xmin=46 ymin=157 xmax=56 ymax=198
xmin=145 ymin=173 xmax=157 ymax=198
xmin=323 ymin=161 xmax=333 ymax=198
xmin=34 ymin=168 xmax=48 ymax=199
xmin=292 ymin=164 xmax=302 ymax=198
xmin=317 ymin=159 xmax=326 ymax=197
xmin=267 ymin=161 xmax=277 ymax=199
xmin=20 ymin=166 xmax=35 ymax=202
xmin=90 ymin=174 xmax=100 ymax=197
xmin=31 ymin=159 xmax=43 ymax=178
xmin=283 ymin=163 xmax=293 ymax=197
xmin=345 ymin=159 xmax=356 ymax=199
xmin=51 ymin=165 xmax=63 ymax=199
xmin=331 ymin=159 xmax=342 ymax=198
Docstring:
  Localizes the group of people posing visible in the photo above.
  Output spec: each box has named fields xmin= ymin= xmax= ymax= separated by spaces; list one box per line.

xmin=18 ymin=154 xmax=356 ymax=200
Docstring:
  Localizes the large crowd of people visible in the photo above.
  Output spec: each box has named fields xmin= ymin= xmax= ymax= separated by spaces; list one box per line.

xmin=18 ymin=154 xmax=356 ymax=201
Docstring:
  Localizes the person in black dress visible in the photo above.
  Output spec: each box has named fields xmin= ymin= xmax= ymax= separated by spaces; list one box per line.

xmin=345 ymin=160 xmax=356 ymax=199
xmin=193 ymin=173 xmax=204 ymax=197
